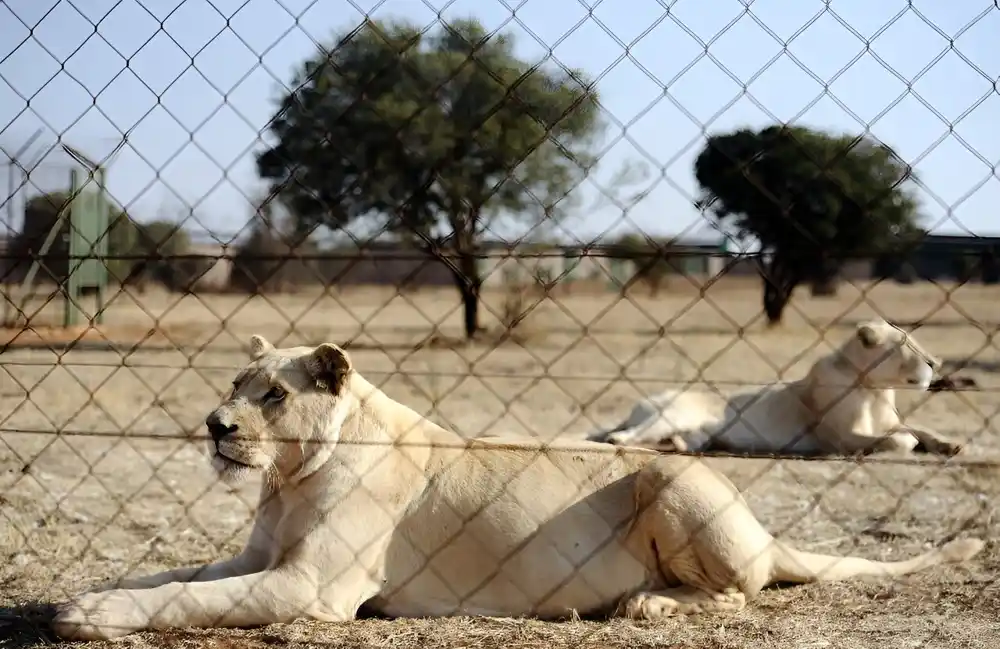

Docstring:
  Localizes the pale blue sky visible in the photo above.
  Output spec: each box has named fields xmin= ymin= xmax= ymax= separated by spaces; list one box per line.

xmin=1 ymin=0 xmax=997 ymax=246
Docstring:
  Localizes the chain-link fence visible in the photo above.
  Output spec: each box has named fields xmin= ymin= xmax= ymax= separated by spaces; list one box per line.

xmin=1 ymin=1 xmax=998 ymax=648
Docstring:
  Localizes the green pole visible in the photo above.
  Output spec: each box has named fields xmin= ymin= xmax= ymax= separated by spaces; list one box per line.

xmin=64 ymin=168 xmax=81 ymax=327
xmin=94 ymin=166 xmax=106 ymax=325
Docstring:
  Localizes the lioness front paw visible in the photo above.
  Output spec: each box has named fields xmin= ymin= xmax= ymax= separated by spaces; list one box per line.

xmin=51 ymin=590 xmax=149 ymax=641
xmin=920 ymin=438 xmax=964 ymax=457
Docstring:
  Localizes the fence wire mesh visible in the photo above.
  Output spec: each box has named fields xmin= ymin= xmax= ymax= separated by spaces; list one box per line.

xmin=1 ymin=1 xmax=999 ymax=647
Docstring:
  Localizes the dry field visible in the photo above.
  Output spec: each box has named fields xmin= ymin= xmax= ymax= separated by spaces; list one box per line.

xmin=2 ymin=278 xmax=1000 ymax=648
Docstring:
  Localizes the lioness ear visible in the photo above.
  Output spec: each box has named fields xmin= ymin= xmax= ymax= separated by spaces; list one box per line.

xmin=249 ymin=334 xmax=274 ymax=359
xmin=856 ymin=322 xmax=883 ymax=349
xmin=305 ymin=343 xmax=353 ymax=392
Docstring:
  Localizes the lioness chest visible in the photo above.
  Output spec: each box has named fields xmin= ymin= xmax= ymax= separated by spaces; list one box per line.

xmin=369 ymin=444 xmax=660 ymax=618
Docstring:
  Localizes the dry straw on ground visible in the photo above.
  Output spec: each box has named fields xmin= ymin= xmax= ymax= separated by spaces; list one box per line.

xmin=2 ymin=279 xmax=999 ymax=649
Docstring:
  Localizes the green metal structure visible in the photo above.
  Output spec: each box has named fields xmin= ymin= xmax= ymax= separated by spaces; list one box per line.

xmin=17 ymin=143 xmax=111 ymax=327
xmin=65 ymin=164 xmax=110 ymax=325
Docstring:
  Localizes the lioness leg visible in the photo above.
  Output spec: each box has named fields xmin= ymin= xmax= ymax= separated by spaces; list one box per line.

xmin=90 ymin=555 xmax=264 ymax=593
xmin=898 ymin=424 xmax=964 ymax=456
xmin=819 ymin=428 xmax=919 ymax=455
xmin=52 ymin=569 xmax=319 ymax=641
xmin=607 ymin=422 xmax=712 ymax=453
xmin=633 ymin=456 xmax=985 ymax=611
xmin=91 ymin=488 xmax=280 ymax=593
xmin=624 ymin=585 xmax=746 ymax=619
xmin=634 ymin=458 xmax=777 ymax=601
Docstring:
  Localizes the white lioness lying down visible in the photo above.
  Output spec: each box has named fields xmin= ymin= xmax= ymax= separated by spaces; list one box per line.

xmin=53 ymin=335 xmax=983 ymax=641
xmin=591 ymin=318 xmax=964 ymax=457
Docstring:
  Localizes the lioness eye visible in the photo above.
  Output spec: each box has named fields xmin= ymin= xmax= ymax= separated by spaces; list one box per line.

xmin=264 ymin=386 xmax=286 ymax=402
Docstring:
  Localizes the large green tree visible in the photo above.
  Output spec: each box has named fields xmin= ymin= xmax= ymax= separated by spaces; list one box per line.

xmin=694 ymin=125 xmax=922 ymax=324
xmin=256 ymin=17 xmax=604 ymax=337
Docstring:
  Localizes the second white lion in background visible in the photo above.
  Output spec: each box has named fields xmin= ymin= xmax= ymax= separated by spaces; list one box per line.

xmin=590 ymin=318 xmax=964 ymax=457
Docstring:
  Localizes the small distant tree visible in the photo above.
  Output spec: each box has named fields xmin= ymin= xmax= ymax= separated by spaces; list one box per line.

xmin=694 ymin=125 xmax=923 ymax=324
xmin=256 ymin=17 xmax=604 ymax=338
xmin=230 ymin=193 xmax=316 ymax=293
xmin=607 ymin=232 xmax=676 ymax=295
xmin=122 ymin=220 xmax=192 ymax=291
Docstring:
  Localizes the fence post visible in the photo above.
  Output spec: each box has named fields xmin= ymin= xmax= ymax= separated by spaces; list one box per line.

xmin=64 ymin=168 xmax=82 ymax=327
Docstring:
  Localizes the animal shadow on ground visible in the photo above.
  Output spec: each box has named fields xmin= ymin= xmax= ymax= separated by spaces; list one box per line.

xmin=942 ymin=358 xmax=1000 ymax=375
xmin=928 ymin=374 xmax=980 ymax=392
xmin=0 ymin=604 xmax=58 ymax=648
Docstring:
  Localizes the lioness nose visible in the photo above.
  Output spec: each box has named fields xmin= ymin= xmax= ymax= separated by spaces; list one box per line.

xmin=206 ymin=412 xmax=237 ymax=443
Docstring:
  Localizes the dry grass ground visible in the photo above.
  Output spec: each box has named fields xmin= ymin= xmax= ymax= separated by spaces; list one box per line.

xmin=2 ymin=277 xmax=1000 ymax=649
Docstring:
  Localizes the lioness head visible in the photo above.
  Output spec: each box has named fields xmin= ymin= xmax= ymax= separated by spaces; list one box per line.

xmin=842 ymin=318 xmax=941 ymax=390
xmin=204 ymin=335 xmax=355 ymax=484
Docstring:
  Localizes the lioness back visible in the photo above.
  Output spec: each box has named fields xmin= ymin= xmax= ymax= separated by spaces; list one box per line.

xmin=372 ymin=439 xmax=662 ymax=618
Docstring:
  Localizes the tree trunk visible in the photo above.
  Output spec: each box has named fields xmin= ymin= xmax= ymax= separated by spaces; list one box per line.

xmin=763 ymin=282 xmax=791 ymax=324
xmin=809 ymin=258 xmax=840 ymax=297
xmin=982 ymin=250 xmax=999 ymax=285
xmin=449 ymin=250 xmax=482 ymax=339
xmin=761 ymin=259 xmax=798 ymax=325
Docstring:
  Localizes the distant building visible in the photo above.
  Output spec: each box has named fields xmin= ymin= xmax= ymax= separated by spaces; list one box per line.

xmin=874 ymin=233 xmax=1000 ymax=283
